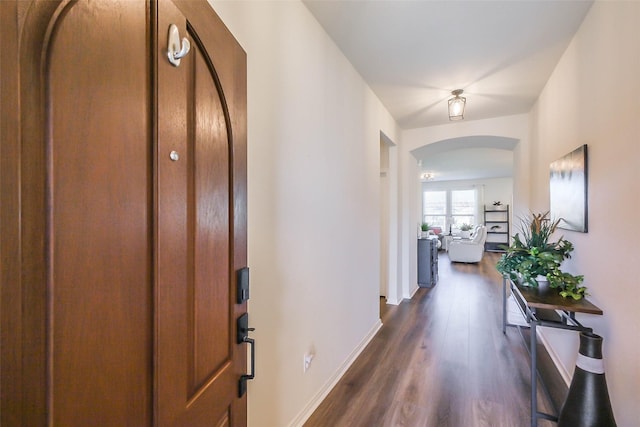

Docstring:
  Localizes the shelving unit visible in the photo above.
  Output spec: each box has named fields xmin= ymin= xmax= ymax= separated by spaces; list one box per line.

xmin=484 ymin=204 xmax=510 ymax=252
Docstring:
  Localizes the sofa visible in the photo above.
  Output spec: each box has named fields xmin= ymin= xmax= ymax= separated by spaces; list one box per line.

xmin=447 ymin=225 xmax=487 ymax=263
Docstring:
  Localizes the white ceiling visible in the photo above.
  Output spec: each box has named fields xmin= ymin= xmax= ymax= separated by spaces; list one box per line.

xmin=304 ymin=0 xmax=593 ymax=181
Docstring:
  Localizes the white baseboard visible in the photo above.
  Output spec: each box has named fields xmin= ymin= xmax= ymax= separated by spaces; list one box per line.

xmin=406 ymin=284 xmax=419 ymax=299
xmin=537 ymin=329 xmax=572 ymax=386
xmin=287 ymin=319 xmax=383 ymax=427
xmin=385 ymin=296 xmax=401 ymax=305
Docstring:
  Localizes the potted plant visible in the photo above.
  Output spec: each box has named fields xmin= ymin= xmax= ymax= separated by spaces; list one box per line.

xmin=420 ymin=222 xmax=430 ymax=238
xmin=459 ymin=223 xmax=473 ymax=239
xmin=496 ymin=211 xmax=587 ymax=300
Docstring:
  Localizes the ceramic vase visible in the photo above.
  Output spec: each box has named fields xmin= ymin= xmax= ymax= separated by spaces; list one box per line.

xmin=557 ymin=332 xmax=617 ymax=427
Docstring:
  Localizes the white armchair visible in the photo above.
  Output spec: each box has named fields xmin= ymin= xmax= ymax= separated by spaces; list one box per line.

xmin=448 ymin=225 xmax=487 ymax=263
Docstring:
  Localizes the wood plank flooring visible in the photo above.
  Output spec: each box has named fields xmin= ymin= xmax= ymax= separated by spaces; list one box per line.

xmin=304 ymin=252 xmax=562 ymax=427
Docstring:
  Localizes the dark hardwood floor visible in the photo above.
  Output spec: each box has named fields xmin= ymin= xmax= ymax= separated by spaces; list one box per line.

xmin=304 ymin=252 xmax=563 ymax=427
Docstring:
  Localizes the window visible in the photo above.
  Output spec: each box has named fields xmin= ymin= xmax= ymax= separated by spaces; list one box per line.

xmin=423 ymin=191 xmax=446 ymax=229
xmin=423 ymin=188 xmax=477 ymax=232
xmin=451 ymin=189 xmax=476 ymax=228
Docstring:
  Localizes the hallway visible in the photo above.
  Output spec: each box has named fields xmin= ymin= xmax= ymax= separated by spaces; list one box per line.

xmin=305 ymin=253 xmax=560 ymax=427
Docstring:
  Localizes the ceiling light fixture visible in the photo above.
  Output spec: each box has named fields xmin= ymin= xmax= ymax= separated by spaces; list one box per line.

xmin=421 ymin=172 xmax=434 ymax=181
xmin=448 ymin=89 xmax=466 ymax=121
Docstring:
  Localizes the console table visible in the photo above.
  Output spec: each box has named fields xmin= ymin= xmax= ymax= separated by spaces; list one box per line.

xmin=502 ymin=276 xmax=603 ymax=427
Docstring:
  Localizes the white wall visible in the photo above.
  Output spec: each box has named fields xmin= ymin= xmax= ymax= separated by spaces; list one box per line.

xmin=384 ymin=136 xmax=402 ymax=305
xmin=209 ymin=1 xmax=401 ymax=425
xmin=481 ymin=178 xmax=513 ymax=214
xmin=528 ymin=2 xmax=640 ymax=425
xmin=380 ymin=140 xmax=389 ymax=297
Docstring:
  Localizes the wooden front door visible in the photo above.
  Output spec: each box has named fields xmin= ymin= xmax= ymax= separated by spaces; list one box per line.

xmin=156 ymin=1 xmax=248 ymax=425
xmin=0 ymin=1 xmax=247 ymax=425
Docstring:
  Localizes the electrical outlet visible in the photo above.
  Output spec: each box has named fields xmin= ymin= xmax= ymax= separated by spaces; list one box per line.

xmin=303 ymin=353 xmax=314 ymax=373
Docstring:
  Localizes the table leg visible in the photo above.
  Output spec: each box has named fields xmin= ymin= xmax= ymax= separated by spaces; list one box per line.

xmin=502 ymin=276 xmax=507 ymax=334
xmin=531 ymin=320 xmax=538 ymax=427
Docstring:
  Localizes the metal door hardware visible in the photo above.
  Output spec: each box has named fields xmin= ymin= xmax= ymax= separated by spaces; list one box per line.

xmin=167 ymin=24 xmax=191 ymax=67
xmin=237 ymin=313 xmax=255 ymax=397
xmin=237 ymin=267 xmax=250 ymax=304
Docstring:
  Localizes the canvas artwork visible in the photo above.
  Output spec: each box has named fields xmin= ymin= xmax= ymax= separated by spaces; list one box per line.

xmin=549 ymin=145 xmax=588 ymax=232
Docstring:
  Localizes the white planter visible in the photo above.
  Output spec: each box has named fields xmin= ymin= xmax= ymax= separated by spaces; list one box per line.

xmin=460 ymin=230 xmax=471 ymax=239
xmin=535 ymin=275 xmax=549 ymax=290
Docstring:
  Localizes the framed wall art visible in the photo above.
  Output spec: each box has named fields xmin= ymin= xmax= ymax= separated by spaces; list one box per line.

xmin=550 ymin=144 xmax=588 ymax=232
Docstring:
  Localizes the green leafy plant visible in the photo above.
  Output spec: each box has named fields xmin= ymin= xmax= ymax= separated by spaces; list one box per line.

xmin=459 ymin=223 xmax=473 ymax=231
xmin=496 ymin=212 xmax=587 ymax=300
xmin=421 ymin=222 xmax=430 ymax=232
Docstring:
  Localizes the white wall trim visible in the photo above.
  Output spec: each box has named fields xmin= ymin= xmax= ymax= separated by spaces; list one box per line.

xmin=287 ymin=319 xmax=384 ymax=427
xmin=408 ymin=284 xmax=419 ymax=300
xmin=385 ymin=297 xmax=401 ymax=306
xmin=538 ymin=329 xmax=572 ymax=386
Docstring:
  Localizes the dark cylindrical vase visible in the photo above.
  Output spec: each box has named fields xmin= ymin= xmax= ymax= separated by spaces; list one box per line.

xmin=557 ymin=332 xmax=617 ymax=427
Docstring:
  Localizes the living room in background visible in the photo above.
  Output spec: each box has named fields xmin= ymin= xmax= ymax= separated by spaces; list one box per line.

xmin=423 ymin=190 xmax=446 ymax=229
xmin=423 ymin=188 xmax=478 ymax=233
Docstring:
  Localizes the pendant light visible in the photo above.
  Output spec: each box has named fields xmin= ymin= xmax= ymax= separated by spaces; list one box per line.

xmin=448 ymin=89 xmax=466 ymax=121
